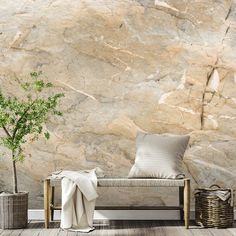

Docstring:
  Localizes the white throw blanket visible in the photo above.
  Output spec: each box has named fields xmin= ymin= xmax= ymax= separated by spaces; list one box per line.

xmin=52 ymin=168 xmax=104 ymax=232
xmin=201 ymin=190 xmax=234 ymax=206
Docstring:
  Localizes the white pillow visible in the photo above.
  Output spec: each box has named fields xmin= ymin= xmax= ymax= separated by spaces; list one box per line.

xmin=128 ymin=132 xmax=190 ymax=179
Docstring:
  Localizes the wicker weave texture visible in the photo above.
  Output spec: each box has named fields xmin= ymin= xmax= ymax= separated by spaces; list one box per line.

xmin=195 ymin=187 xmax=234 ymax=228
xmin=0 ymin=192 xmax=28 ymax=229
xmin=49 ymin=176 xmax=186 ymax=187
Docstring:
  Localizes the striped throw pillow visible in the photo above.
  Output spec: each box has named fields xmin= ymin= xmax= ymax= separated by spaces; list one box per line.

xmin=128 ymin=132 xmax=190 ymax=179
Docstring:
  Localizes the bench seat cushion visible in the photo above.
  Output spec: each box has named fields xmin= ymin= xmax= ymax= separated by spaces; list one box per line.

xmin=48 ymin=177 xmax=186 ymax=187
xmin=97 ymin=178 xmax=185 ymax=187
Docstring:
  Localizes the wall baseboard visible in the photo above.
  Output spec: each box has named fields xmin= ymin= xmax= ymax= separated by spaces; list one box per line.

xmin=28 ymin=209 xmax=236 ymax=221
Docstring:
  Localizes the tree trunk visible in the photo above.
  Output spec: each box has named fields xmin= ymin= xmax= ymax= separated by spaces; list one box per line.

xmin=12 ymin=152 xmax=18 ymax=194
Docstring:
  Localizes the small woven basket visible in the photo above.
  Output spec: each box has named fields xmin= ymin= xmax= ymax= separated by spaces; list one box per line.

xmin=195 ymin=185 xmax=234 ymax=228
xmin=0 ymin=192 xmax=28 ymax=229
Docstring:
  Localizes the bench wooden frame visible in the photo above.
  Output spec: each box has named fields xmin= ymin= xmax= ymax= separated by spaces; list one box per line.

xmin=44 ymin=177 xmax=190 ymax=229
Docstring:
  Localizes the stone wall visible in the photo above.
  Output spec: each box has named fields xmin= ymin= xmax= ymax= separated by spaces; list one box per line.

xmin=0 ymin=0 xmax=236 ymax=208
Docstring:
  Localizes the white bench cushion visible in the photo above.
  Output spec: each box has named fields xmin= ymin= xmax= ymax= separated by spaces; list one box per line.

xmin=97 ymin=178 xmax=186 ymax=187
xmin=48 ymin=177 xmax=187 ymax=187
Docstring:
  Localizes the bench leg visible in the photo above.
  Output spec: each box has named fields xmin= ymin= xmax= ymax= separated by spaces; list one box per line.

xmin=44 ymin=179 xmax=50 ymax=228
xmin=179 ymin=186 xmax=184 ymax=221
xmin=50 ymin=186 xmax=55 ymax=221
xmin=184 ymin=179 xmax=190 ymax=229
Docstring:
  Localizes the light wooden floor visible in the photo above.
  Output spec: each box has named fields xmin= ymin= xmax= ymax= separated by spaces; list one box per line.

xmin=0 ymin=221 xmax=236 ymax=236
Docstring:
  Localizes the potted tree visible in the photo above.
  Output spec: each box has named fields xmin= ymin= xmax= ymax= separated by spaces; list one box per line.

xmin=0 ymin=72 xmax=64 ymax=229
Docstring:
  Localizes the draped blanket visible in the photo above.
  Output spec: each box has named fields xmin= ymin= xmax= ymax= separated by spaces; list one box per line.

xmin=52 ymin=168 xmax=104 ymax=232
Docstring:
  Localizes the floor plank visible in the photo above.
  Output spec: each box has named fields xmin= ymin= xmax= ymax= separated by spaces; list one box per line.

xmin=57 ymin=229 xmax=68 ymax=236
xmin=161 ymin=221 xmax=193 ymax=236
xmin=1 ymin=220 xmax=236 ymax=236
xmin=190 ymin=228 xmax=214 ymax=236
xmin=227 ymin=228 xmax=236 ymax=236
xmin=209 ymin=228 xmax=233 ymax=236
xmin=38 ymin=222 xmax=61 ymax=236
xmin=39 ymin=228 xmax=61 ymax=236
xmin=20 ymin=222 xmax=45 ymax=236
xmin=0 ymin=230 xmax=13 ymax=236
xmin=67 ymin=231 xmax=78 ymax=236
xmin=9 ymin=229 xmax=24 ymax=236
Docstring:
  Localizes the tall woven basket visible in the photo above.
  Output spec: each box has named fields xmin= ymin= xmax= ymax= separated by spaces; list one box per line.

xmin=0 ymin=192 xmax=28 ymax=229
xmin=195 ymin=185 xmax=234 ymax=228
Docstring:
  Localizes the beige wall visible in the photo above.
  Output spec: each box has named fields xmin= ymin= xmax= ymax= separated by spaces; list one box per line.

xmin=0 ymin=0 xmax=236 ymax=208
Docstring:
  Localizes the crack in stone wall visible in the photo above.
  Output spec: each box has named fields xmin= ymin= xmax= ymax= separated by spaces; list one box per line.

xmin=200 ymin=64 xmax=217 ymax=129
xmin=200 ymin=1 xmax=233 ymax=130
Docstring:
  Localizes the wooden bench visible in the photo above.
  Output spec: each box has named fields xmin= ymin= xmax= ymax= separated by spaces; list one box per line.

xmin=44 ymin=177 xmax=190 ymax=229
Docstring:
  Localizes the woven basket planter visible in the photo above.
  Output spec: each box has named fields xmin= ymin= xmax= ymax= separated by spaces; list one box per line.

xmin=195 ymin=185 xmax=234 ymax=228
xmin=0 ymin=191 xmax=28 ymax=229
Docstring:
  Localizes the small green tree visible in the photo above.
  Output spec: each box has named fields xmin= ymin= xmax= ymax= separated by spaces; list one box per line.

xmin=0 ymin=72 xmax=64 ymax=194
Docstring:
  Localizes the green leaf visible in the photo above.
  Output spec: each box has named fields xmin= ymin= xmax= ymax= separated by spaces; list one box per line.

xmin=54 ymin=111 xmax=63 ymax=116
xmin=44 ymin=131 xmax=50 ymax=140
xmin=34 ymin=80 xmax=45 ymax=92
xmin=21 ymin=82 xmax=30 ymax=91
xmin=16 ymin=153 xmax=25 ymax=163
xmin=38 ymin=126 xmax=43 ymax=133
xmin=46 ymin=82 xmax=53 ymax=88
xmin=30 ymin=71 xmax=38 ymax=78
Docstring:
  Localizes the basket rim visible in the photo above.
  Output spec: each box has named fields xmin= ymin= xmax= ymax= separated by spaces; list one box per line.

xmin=0 ymin=191 xmax=29 ymax=197
xmin=195 ymin=187 xmax=233 ymax=192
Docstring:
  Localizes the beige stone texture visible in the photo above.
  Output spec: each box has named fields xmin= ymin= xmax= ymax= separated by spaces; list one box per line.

xmin=0 ymin=0 xmax=236 ymax=208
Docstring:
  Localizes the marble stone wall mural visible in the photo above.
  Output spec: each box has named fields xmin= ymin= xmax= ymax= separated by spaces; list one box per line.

xmin=0 ymin=0 xmax=236 ymax=208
